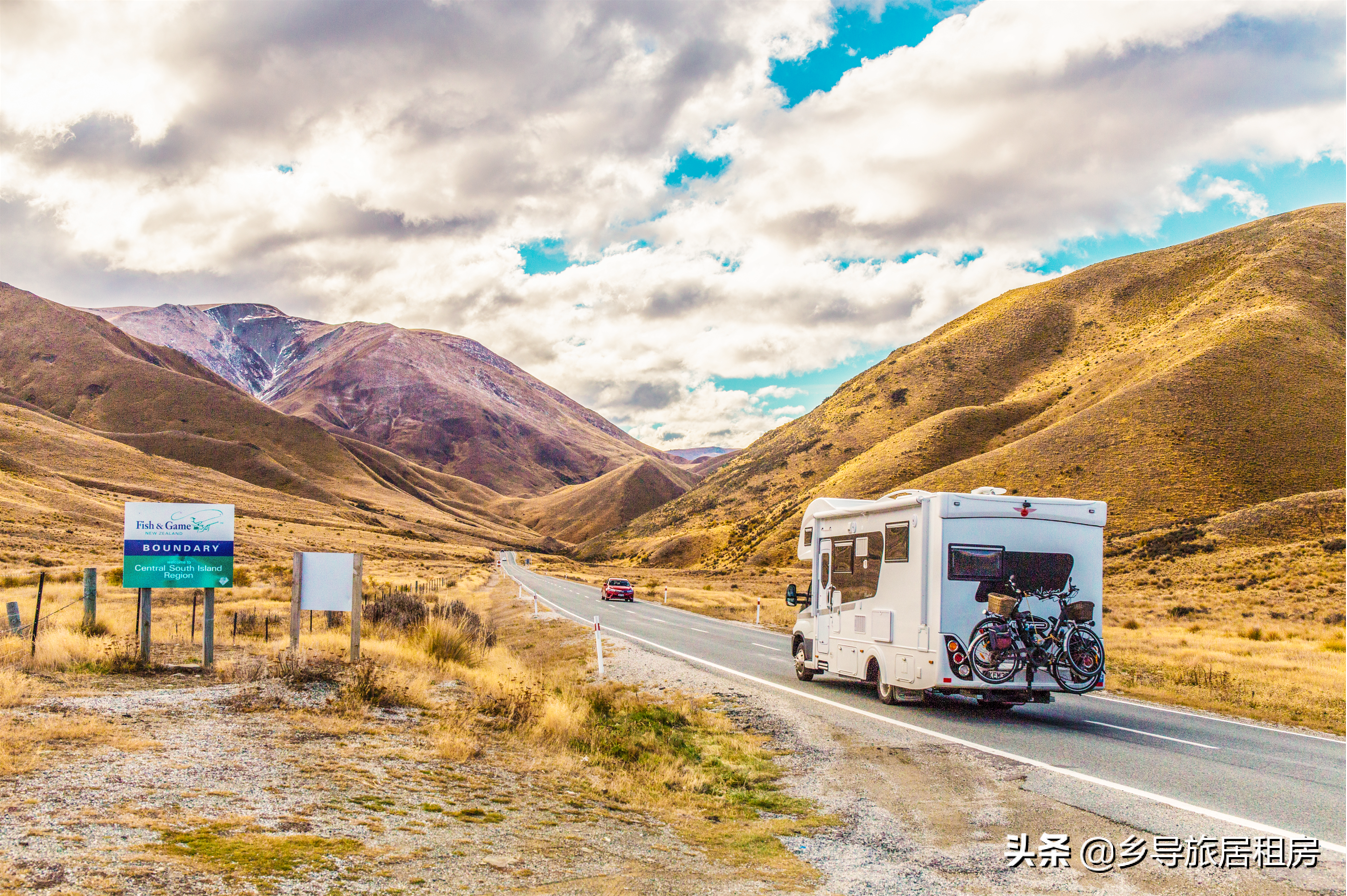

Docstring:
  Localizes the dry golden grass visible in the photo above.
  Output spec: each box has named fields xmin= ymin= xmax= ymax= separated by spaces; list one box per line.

xmin=0 ymin=715 xmax=155 ymax=776
xmin=0 ymin=668 xmax=31 ymax=707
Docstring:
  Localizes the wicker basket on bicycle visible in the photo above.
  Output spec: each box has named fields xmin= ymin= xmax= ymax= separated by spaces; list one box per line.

xmin=1063 ymin=600 xmax=1095 ymax=622
xmin=986 ymin=593 xmax=1019 ymax=616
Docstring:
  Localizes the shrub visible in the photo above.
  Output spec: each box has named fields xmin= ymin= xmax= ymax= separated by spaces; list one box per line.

xmin=1121 ymin=619 xmax=1140 ymax=630
xmin=364 ymin=590 xmax=428 ymax=633
xmin=1322 ymin=538 xmax=1345 ymax=554
xmin=275 ymin=652 xmax=340 ymax=688
xmin=335 ymin=660 xmax=406 ymax=709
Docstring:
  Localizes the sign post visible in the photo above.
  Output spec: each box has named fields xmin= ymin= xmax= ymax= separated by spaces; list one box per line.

xmin=81 ymin=568 xmax=97 ymax=632
xmin=123 ymin=503 xmax=234 ymax=666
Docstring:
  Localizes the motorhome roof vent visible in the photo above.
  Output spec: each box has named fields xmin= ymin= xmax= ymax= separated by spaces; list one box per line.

xmin=971 ymin=486 xmax=1006 ymax=495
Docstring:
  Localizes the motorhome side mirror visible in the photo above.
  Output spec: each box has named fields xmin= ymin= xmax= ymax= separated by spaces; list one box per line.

xmin=785 ymin=583 xmax=798 ymax=606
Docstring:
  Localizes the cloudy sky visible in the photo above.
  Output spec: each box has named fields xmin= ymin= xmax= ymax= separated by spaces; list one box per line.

xmin=2 ymin=1 xmax=1343 ymax=449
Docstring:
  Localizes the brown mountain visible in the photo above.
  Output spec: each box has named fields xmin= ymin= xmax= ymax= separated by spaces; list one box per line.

xmin=91 ymin=303 xmax=672 ymax=496
xmin=591 ymin=204 xmax=1346 ymax=568
xmin=0 ymin=283 xmax=546 ymax=548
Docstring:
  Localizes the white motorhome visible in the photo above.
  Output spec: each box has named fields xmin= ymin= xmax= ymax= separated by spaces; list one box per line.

xmin=787 ymin=487 xmax=1106 ymax=706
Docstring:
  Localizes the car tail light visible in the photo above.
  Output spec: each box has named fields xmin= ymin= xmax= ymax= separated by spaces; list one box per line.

xmin=952 ymin=652 xmax=965 ymax=664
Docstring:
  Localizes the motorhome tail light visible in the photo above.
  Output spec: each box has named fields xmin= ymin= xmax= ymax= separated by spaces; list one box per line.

xmin=943 ymin=635 xmax=974 ymax=681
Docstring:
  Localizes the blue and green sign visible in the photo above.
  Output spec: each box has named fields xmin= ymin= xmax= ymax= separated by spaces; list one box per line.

xmin=123 ymin=503 xmax=234 ymax=588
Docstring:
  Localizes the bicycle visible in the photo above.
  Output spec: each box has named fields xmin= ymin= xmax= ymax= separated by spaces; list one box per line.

xmin=967 ymin=577 xmax=1105 ymax=694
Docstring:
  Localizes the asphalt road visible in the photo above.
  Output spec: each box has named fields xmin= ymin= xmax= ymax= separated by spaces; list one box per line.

xmin=500 ymin=554 xmax=1345 ymax=849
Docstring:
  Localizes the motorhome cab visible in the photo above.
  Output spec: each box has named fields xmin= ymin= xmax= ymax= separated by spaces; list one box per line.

xmin=786 ymin=487 xmax=1106 ymax=707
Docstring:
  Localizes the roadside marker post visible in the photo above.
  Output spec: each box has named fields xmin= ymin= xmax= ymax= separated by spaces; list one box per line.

xmin=756 ymin=598 xmax=761 ymax=626
xmin=593 ymin=616 xmax=604 ymax=677
xmin=532 ymin=592 xmax=539 ymax=618
xmin=663 ymin=586 xmax=667 ymax=605
xmin=82 ymin=568 xmax=97 ymax=632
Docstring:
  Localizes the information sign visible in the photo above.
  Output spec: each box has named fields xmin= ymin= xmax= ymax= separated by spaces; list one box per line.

xmin=123 ymin=503 xmax=234 ymax=588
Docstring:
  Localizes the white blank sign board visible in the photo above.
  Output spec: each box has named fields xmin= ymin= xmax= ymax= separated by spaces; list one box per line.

xmin=299 ymin=553 xmax=356 ymax=611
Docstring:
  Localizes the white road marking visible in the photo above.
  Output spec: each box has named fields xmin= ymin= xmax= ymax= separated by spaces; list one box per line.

xmin=504 ymin=567 xmax=1344 ymax=854
xmin=1086 ymin=693 xmax=1344 ymax=743
xmin=751 ymin=642 xmax=781 ymax=652
xmin=1085 ymin=720 xmax=1219 ymax=750
xmin=690 ymin=627 xmax=709 ymax=634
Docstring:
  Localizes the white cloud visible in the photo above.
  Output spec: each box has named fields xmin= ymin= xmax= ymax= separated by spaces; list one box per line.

xmin=754 ymin=385 xmax=805 ymax=399
xmin=0 ymin=0 xmax=1341 ymax=450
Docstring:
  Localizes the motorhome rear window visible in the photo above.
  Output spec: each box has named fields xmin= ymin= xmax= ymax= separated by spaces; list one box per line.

xmin=884 ymin=522 xmax=909 ymax=562
xmin=948 ymin=545 xmax=1004 ymax=580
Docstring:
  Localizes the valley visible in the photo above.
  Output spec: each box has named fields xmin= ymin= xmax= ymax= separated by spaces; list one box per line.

xmin=0 ymin=206 xmax=1340 ymax=893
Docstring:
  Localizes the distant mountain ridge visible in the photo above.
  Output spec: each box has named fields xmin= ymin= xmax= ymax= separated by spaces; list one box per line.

xmin=667 ymin=447 xmax=730 ymax=461
xmin=91 ymin=303 xmax=675 ymax=497
xmin=589 ymin=204 xmax=1346 ymax=568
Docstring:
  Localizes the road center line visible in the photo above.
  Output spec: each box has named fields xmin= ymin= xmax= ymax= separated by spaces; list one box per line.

xmin=504 ymin=565 xmax=1344 ymax=854
xmin=689 ymin=627 xmax=709 ymax=633
xmin=1085 ymin=720 xmax=1219 ymax=750
xmin=751 ymin=642 xmax=781 ymax=652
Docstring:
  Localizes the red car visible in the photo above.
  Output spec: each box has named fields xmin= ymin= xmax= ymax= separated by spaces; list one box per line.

xmin=601 ymin=578 xmax=635 ymax=601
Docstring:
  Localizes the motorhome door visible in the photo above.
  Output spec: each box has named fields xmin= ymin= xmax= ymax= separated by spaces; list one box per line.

xmin=816 ymin=540 xmax=832 ymax=656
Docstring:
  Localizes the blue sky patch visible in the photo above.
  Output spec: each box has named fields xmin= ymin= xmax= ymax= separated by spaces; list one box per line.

xmin=770 ymin=2 xmax=968 ymax=107
xmin=1037 ymin=158 xmax=1345 ymax=273
xmin=518 ymin=238 xmax=573 ymax=275
xmin=716 ymin=346 xmax=895 ymax=419
xmin=665 ymin=150 xmax=730 ymax=188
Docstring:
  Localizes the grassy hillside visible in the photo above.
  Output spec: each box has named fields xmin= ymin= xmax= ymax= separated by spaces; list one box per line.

xmin=591 ymin=204 xmax=1345 ymax=568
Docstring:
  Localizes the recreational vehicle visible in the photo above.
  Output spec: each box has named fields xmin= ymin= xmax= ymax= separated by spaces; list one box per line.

xmin=786 ymin=487 xmax=1106 ymax=707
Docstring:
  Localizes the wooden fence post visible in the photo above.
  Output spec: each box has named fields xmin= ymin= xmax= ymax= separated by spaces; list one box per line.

xmin=138 ymin=587 xmax=152 ymax=662
xmin=350 ymin=554 xmax=363 ymax=663
xmin=82 ymin=568 xmax=97 ymax=632
xmin=30 ymin=572 xmax=44 ymax=659
xmin=290 ymin=551 xmax=303 ymax=651
xmin=202 ymin=587 xmax=215 ymax=669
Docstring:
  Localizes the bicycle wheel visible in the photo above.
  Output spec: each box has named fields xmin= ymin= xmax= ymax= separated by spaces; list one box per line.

xmin=969 ymin=629 xmax=1021 ymax=684
xmin=1052 ymin=652 xmax=1101 ymax=693
xmin=1064 ymin=626 xmax=1105 ymax=677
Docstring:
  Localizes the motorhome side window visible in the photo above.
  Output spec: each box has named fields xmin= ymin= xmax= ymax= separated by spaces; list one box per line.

xmin=883 ymin=522 xmax=909 ymax=562
xmin=803 ymin=527 xmax=813 ymax=547
xmin=832 ymin=532 xmax=883 ymax=603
